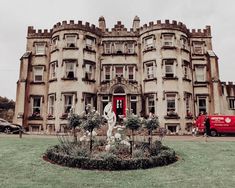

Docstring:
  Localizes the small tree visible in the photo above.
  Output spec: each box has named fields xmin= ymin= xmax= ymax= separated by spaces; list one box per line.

xmin=144 ymin=115 xmax=159 ymax=147
xmin=68 ymin=114 xmax=83 ymax=143
xmin=123 ymin=111 xmax=141 ymax=156
xmin=82 ymin=104 xmax=102 ymax=153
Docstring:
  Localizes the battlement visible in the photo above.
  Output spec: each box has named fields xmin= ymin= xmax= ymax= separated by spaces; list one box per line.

xmin=138 ymin=19 xmax=189 ymax=35
xmin=52 ymin=20 xmax=102 ymax=36
xmin=190 ymin=26 xmax=211 ymax=38
xmin=27 ymin=26 xmax=52 ymax=38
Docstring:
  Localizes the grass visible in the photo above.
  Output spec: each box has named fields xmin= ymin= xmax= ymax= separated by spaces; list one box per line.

xmin=0 ymin=135 xmax=235 ymax=188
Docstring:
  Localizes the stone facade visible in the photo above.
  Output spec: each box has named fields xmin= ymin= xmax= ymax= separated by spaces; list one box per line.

xmin=13 ymin=16 xmax=235 ymax=134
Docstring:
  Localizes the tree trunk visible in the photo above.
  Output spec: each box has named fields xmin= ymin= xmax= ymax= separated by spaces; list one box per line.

xmin=73 ymin=127 xmax=77 ymax=143
xmin=89 ymin=130 xmax=93 ymax=153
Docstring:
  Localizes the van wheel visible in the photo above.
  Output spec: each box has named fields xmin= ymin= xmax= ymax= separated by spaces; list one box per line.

xmin=210 ymin=130 xmax=217 ymax=137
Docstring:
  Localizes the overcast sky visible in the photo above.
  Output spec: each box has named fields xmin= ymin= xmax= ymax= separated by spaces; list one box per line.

xmin=0 ymin=0 xmax=234 ymax=100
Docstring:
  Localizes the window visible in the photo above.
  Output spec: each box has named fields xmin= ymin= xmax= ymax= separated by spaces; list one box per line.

xmin=193 ymin=42 xmax=204 ymax=54
xmin=84 ymin=64 xmax=93 ymax=80
xmin=126 ymin=43 xmax=134 ymax=53
xmin=198 ymin=97 xmax=207 ymax=114
xmin=195 ymin=66 xmax=205 ymax=82
xmin=33 ymin=66 xmax=43 ymax=82
xmin=181 ymin=37 xmax=188 ymax=49
xmin=104 ymin=43 xmax=112 ymax=54
xmin=185 ymin=94 xmax=191 ymax=115
xmin=128 ymin=66 xmax=134 ymax=80
xmin=164 ymin=60 xmax=175 ymax=78
xmin=66 ymin=35 xmax=76 ymax=48
xmin=35 ymin=43 xmax=45 ymax=55
xmin=102 ymin=96 xmax=109 ymax=112
xmin=85 ymin=38 xmax=94 ymax=50
xmin=147 ymin=95 xmax=155 ymax=113
xmin=49 ymin=63 xmax=56 ymax=79
xmin=130 ymin=96 xmax=137 ymax=114
xmin=32 ymin=97 xmax=41 ymax=115
xmin=115 ymin=67 xmax=124 ymax=77
xmin=162 ymin=34 xmax=174 ymax=46
xmin=51 ymin=37 xmax=58 ymax=50
xmin=167 ymin=94 xmax=176 ymax=112
xmin=64 ymin=95 xmax=73 ymax=113
xmin=145 ymin=62 xmax=154 ymax=79
xmin=183 ymin=61 xmax=190 ymax=79
xmin=114 ymin=42 xmax=124 ymax=54
xmin=65 ymin=62 xmax=75 ymax=79
xmin=48 ymin=95 xmax=55 ymax=116
xmin=84 ymin=94 xmax=95 ymax=110
xmin=104 ymin=66 xmax=111 ymax=80
xmin=228 ymin=98 xmax=235 ymax=109
xmin=144 ymin=37 xmax=154 ymax=50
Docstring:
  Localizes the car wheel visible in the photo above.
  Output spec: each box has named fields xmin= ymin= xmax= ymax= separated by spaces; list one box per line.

xmin=4 ymin=127 xmax=11 ymax=134
xmin=210 ymin=130 xmax=217 ymax=137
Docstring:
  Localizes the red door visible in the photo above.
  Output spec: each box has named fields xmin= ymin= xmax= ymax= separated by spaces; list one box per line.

xmin=113 ymin=96 xmax=126 ymax=119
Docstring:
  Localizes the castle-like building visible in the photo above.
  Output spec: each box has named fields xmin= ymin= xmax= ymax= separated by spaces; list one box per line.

xmin=13 ymin=16 xmax=235 ymax=133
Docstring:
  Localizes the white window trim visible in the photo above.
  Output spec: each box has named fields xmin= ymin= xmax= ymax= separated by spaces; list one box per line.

xmin=166 ymin=94 xmax=177 ymax=113
xmin=128 ymin=66 xmax=135 ymax=80
xmin=64 ymin=94 xmax=74 ymax=114
xmin=164 ymin=60 xmax=176 ymax=78
xmin=144 ymin=37 xmax=154 ymax=50
xmin=104 ymin=42 xmax=112 ymax=54
xmin=35 ymin=43 xmax=46 ymax=55
xmin=147 ymin=95 xmax=155 ymax=114
xmin=33 ymin=66 xmax=44 ymax=82
xmin=31 ymin=97 xmax=42 ymax=115
xmin=48 ymin=95 xmax=55 ymax=116
xmin=162 ymin=34 xmax=174 ymax=47
xmin=103 ymin=66 xmax=112 ymax=81
xmin=197 ymin=97 xmax=208 ymax=115
xmin=195 ymin=66 xmax=206 ymax=82
xmin=65 ymin=35 xmax=77 ymax=48
xmin=84 ymin=64 xmax=94 ymax=80
xmin=50 ymin=63 xmax=56 ymax=79
xmin=145 ymin=61 xmax=155 ymax=79
xmin=65 ymin=62 xmax=76 ymax=79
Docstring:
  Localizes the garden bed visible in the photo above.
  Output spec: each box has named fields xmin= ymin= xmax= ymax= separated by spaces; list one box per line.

xmin=44 ymin=140 xmax=177 ymax=170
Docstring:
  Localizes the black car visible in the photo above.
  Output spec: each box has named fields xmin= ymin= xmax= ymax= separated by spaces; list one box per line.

xmin=0 ymin=118 xmax=23 ymax=134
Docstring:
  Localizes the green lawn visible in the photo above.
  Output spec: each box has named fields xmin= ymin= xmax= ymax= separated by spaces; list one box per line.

xmin=0 ymin=136 xmax=235 ymax=188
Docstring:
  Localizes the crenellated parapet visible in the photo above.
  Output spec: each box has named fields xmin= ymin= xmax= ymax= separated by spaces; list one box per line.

xmin=138 ymin=19 xmax=190 ymax=36
xmin=190 ymin=26 xmax=211 ymax=38
xmin=52 ymin=20 xmax=102 ymax=36
xmin=102 ymin=21 xmax=137 ymax=37
xmin=27 ymin=26 xmax=52 ymax=38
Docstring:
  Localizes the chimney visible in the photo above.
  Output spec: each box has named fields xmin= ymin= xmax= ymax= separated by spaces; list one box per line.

xmin=98 ymin=16 xmax=106 ymax=32
xmin=132 ymin=16 xmax=140 ymax=32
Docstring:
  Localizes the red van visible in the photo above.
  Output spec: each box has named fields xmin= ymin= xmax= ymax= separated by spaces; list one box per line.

xmin=195 ymin=115 xmax=235 ymax=136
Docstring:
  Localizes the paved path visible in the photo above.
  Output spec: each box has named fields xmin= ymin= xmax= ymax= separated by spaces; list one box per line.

xmin=1 ymin=133 xmax=235 ymax=141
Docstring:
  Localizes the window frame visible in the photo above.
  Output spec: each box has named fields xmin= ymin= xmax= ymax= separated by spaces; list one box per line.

xmin=162 ymin=34 xmax=174 ymax=47
xmin=195 ymin=66 xmax=206 ymax=82
xmin=33 ymin=66 xmax=44 ymax=82
xmin=228 ymin=98 xmax=235 ymax=110
xmin=65 ymin=35 xmax=77 ymax=48
xmin=65 ymin=61 xmax=76 ymax=79
xmin=164 ymin=59 xmax=175 ymax=78
xmin=35 ymin=43 xmax=46 ymax=55
xmin=166 ymin=94 xmax=176 ymax=112
xmin=64 ymin=94 xmax=74 ymax=114
xmin=144 ymin=37 xmax=154 ymax=50
xmin=193 ymin=41 xmax=204 ymax=54
xmin=32 ymin=96 xmax=41 ymax=115
xmin=147 ymin=94 xmax=155 ymax=114
xmin=48 ymin=95 xmax=55 ymax=116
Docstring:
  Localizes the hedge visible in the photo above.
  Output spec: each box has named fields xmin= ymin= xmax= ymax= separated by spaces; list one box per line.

xmin=44 ymin=145 xmax=177 ymax=170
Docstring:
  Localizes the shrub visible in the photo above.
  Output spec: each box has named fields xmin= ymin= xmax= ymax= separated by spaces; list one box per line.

xmin=44 ymin=141 xmax=177 ymax=170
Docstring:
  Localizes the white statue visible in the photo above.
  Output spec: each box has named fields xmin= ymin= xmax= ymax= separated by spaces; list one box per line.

xmin=103 ymin=102 xmax=116 ymax=141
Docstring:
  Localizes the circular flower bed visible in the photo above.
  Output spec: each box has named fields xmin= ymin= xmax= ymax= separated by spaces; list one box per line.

xmin=44 ymin=140 xmax=177 ymax=170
